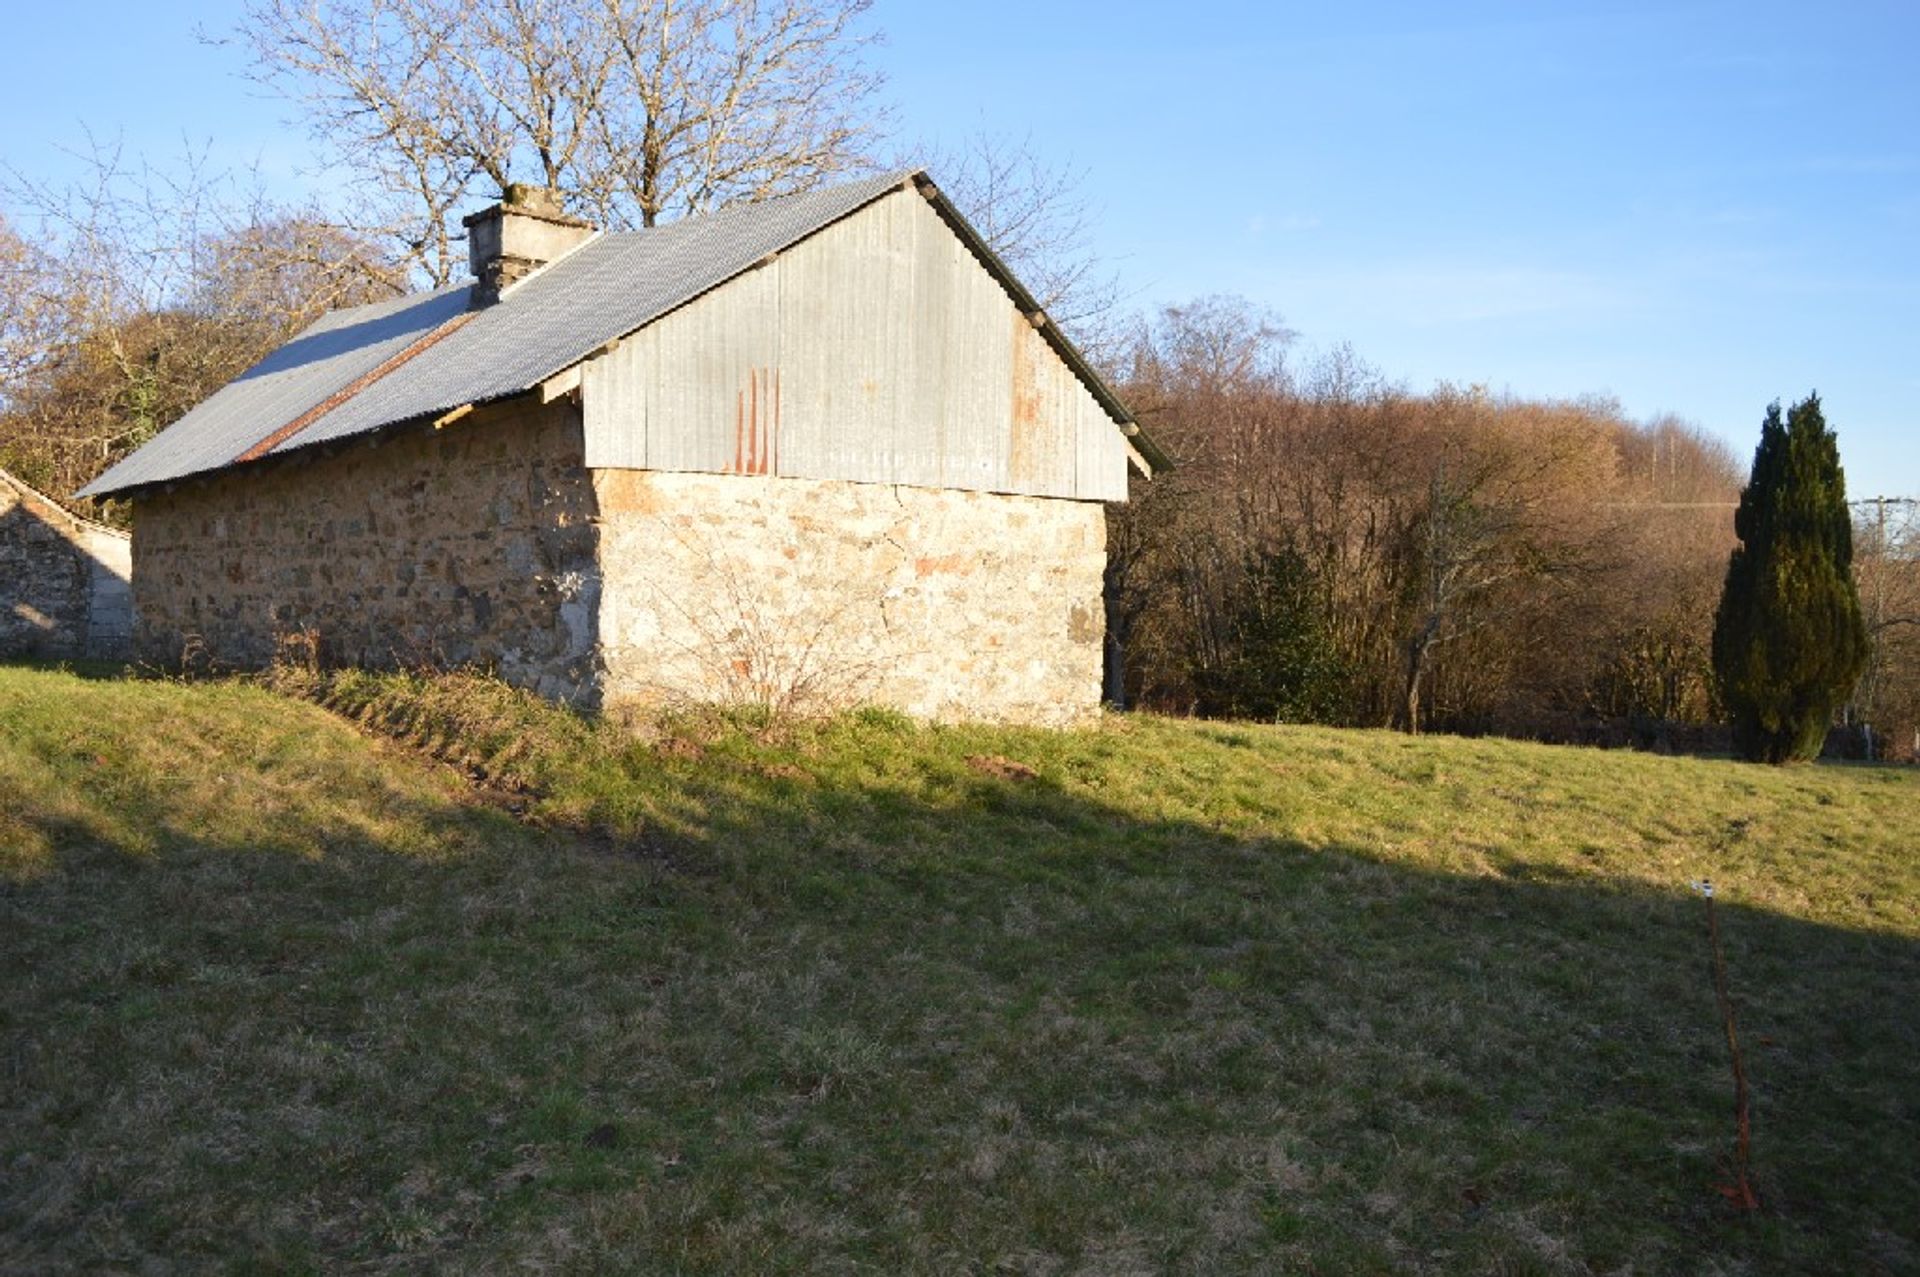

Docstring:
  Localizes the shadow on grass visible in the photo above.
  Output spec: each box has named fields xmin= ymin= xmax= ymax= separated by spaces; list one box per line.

xmin=3 ymin=723 xmax=1916 ymax=1276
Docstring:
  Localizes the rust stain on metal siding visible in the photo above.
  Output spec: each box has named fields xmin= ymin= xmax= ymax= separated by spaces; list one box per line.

xmin=234 ymin=312 xmax=477 ymax=464
xmin=734 ymin=388 xmax=746 ymax=474
xmin=748 ymin=371 xmax=761 ymax=474
xmin=729 ymin=367 xmax=782 ymax=476
xmin=1008 ymin=310 xmax=1043 ymax=486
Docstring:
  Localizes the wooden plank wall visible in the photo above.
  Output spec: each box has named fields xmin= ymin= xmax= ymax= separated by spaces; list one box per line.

xmin=582 ymin=188 xmax=1130 ymax=501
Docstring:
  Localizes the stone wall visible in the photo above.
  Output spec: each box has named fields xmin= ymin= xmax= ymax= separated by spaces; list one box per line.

xmin=594 ymin=469 xmax=1107 ymax=726
xmin=1 ymin=470 xmax=132 ymax=660
xmin=127 ymin=398 xmax=1109 ymax=723
xmin=131 ymin=399 xmax=601 ymax=700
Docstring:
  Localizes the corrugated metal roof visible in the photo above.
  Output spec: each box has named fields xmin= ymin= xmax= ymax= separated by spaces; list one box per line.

xmin=78 ymin=169 xmax=1155 ymax=499
xmin=77 ymin=287 xmax=470 ymax=498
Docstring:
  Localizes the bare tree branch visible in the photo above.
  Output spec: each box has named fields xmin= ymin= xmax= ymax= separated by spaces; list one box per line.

xmin=235 ymin=0 xmax=888 ymax=280
xmin=0 ymin=140 xmax=405 ymax=512
xmin=912 ymin=132 xmax=1130 ymax=359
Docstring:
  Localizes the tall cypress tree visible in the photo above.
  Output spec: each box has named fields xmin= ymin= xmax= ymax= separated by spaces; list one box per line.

xmin=1712 ymin=395 xmax=1869 ymax=762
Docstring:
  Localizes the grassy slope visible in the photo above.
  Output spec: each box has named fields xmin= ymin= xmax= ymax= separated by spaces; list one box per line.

xmin=2 ymin=665 xmax=1917 ymax=1275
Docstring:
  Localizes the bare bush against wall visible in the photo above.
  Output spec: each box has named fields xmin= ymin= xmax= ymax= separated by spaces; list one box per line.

xmin=638 ymin=517 xmax=887 ymax=720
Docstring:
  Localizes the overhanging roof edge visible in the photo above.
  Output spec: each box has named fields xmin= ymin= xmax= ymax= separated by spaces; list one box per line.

xmin=907 ymin=174 xmax=1170 ymax=477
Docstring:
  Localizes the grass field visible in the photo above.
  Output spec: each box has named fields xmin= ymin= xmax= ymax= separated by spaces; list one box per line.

xmin=3 ymin=663 xmax=1917 ymax=1274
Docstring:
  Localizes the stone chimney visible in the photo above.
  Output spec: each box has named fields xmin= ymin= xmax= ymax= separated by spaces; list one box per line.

xmin=463 ymin=184 xmax=595 ymax=307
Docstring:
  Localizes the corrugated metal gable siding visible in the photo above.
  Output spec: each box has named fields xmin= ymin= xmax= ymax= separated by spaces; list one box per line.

xmin=1075 ymin=390 xmax=1130 ymax=502
xmin=1007 ymin=309 xmax=1083 ymax=496
xmin=581 ymin=336 xmax=647 ymax=470
xmin=916 ymin=197 xmax=1012 ymax=492
xmin=582 ymin=259 xmax=784 ymax=475
xmin=582 ymin=188 xmax=1121 ymax=500
xmin=775 ymin=186 xmax=920 ymax=486
xmin=899 ymin=206 xmax=952 ymax=487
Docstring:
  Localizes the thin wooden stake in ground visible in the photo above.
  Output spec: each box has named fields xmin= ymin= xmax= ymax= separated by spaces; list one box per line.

xmin=1691 ymin=878 xmax=1761 ymax=1211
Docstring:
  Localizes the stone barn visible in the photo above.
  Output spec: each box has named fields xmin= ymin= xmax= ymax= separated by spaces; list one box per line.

xmin=1 ymin=468 xmax=132 ymax=661
xmin=77 ymin=171 xmax=1162 ymax=724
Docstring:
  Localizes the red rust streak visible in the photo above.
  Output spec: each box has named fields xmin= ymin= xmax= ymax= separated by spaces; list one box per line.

xmin=234 ymin=312 xmax=476 ymax=465
xmin=747 ymin=370 xmax=761 ymax=475
xmin=734 ymin=389 xmax=746 ymax=474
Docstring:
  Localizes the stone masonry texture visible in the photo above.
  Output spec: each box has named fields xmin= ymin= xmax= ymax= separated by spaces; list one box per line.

xmin=132 ymin=399 xmax=601 ymax=701
xmin=1 ymin=470 xmax=132 ymax=660
xmin=593 ymin=468 xmax=1107 ymax=726
xmin=130 ymin=398 xmax=1108 ymax=724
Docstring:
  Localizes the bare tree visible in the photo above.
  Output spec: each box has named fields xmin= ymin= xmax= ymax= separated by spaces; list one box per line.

xmin=236 ymin=0 xmax=889 ymax=283
xmin=1577 ymin=415 xmax=1741 ymax=730
xmin=0 ymin=214 xmax=65 ymax=397
xmin=1105 ymin=296 xmax=1299 ymax=710
xmin=916 ymin=133 xmax=1127 ymax=352
xmin=1396 ymin=388 xmax=1621 ymax=733
xmin=592 ymin=0 xmax=888 ymax=227
xmin=0 ymin=140 xmax=403 ymax=511
xmin=1850 ymin=497 xmax=1920 ymax=758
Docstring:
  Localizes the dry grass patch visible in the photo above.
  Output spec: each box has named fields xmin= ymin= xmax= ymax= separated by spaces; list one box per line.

xmin=2 ymin=664 xmax=1917 ymax=1273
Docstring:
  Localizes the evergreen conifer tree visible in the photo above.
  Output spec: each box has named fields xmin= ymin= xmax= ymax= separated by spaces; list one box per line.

xmin=1712 ymin=394 xmax=1869 ymax=762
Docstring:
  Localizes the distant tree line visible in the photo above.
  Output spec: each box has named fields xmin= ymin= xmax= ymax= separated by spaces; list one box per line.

xmin=1102 ymin=306 xmax=1916 ymax=757
xmin=1105 ymin=298 xmax=1725 ymax=739
xmin=1846 ymin=496 xmax=1920 ymax=759
xmin=1 ymin=0 xmax=1911 ymax=757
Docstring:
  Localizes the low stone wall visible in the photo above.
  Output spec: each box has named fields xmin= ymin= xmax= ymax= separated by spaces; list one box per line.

xmin=594 ymin=469 xmax=1107 ymax=726
xmin=131 ymin=400 xmax=601 ymax=701
xmin=1 ymin=470 xmax=132 ymax=660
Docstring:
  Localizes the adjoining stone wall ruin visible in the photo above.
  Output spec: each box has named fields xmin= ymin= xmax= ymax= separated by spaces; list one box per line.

xmin=1 ymin=470 xmax=132 ymax=660
xmin=131 ymin=399 xmax=602 ymax=701
xmin=593 ymin=468 xmax=1107 ymax=726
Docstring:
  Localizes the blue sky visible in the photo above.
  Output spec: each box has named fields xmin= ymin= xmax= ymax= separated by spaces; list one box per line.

xmin=6 ymin=1 xmax=1915 ymax=493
